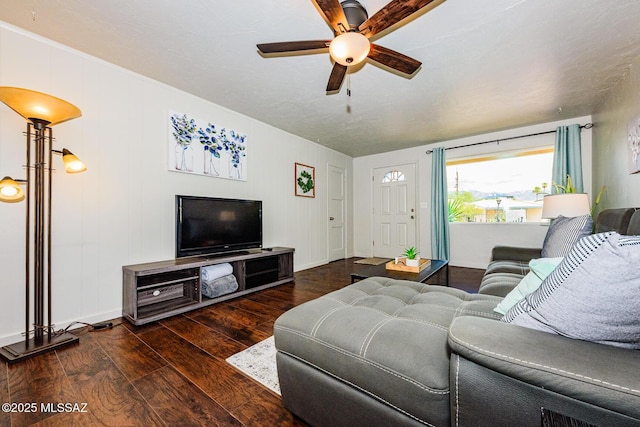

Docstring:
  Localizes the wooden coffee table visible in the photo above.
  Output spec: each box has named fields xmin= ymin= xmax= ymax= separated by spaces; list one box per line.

xmin=350 ymin=259 xmax=449 ymax=285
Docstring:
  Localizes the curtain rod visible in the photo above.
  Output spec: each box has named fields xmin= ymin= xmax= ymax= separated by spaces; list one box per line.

xmin=425 ymin=123 xmax=593 ymax=154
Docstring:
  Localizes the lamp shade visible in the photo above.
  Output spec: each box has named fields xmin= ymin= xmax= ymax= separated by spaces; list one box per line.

xmin=0 ymin=87 xmax=81 ymax=126
xmin=329 ymin=32 xmax=370 ymax=66
xmin=541 ymin=193 xmax=590 ymax=218
xmin=0 ymin=176 xmax=25 ymax=202
xmin=61 ymin=149 xmax=87 ymax=173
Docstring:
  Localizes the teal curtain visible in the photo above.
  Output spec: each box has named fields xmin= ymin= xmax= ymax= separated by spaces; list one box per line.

xmin=431 ymin=147 xmax=450 ymax=260
xmin=552 ymin=124 xmax=583 ymax=193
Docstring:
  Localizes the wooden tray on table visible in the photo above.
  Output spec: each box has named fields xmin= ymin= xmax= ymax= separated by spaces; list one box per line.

xmin=386 ymin=258 xmax=431 ymax=273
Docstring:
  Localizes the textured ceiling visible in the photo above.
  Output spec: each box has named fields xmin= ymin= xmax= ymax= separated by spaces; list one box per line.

xmin=1 ymin=0 xmax=640 ymax=157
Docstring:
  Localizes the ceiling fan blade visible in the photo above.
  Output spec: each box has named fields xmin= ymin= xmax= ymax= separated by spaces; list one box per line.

xmin=327 ymin=63 xmax=347 ymax=91
xmin=257 ymin=40 xmax=330 ymax=54
xmin=367 ymin=43 xmax=421 ymax=75
xmin=312 ymin=0 xmax=350 ymax=35
xmin=359 ymin=0 xmax=439 ymax=38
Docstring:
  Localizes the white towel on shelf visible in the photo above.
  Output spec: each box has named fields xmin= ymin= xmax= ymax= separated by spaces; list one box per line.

xmin=201 ymin=263 xmax=233 ymax=283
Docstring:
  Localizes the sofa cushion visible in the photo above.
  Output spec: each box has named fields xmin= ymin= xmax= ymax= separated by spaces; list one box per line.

xmin=541 ymin=214 xmax=593 ymax=257
xmin=484 ymin=259 xmax=530 ymax=276
xmin=594 ymin=207 xmax=636 ymax=234
xmin=490 ymin=245 xmax=542 ymax=262
xmin=478 ymin=272 xmax=524 ymax=297
xmin=628 ymin=209 xmax=640 ymax=235
xmin=274 ymin=277 xmax=501 ymax=427
xmin=493 ymin=257 xmax=563 ymax=315
xmin=503 ymin=232 xmax=640 ymax=349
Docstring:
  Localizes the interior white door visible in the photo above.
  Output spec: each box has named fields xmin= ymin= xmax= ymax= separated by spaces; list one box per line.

xmin=328 ymin=165 xmax=346 ymax=261
xmin=372 ymin=164 xmax=417 ymax=258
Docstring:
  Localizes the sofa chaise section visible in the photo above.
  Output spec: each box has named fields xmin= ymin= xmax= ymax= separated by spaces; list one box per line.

xmin=274 ymin=277 xmax=501 ymax=427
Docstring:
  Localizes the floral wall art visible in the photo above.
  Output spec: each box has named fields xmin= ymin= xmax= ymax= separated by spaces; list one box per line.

xmin=169 ymin=112 xmax=247 ymax=180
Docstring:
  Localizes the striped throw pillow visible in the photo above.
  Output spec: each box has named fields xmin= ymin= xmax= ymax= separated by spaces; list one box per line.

xmin=541 ymin=214 xmax=593 ymax=257
xmin=502 ymin=232 xmax=640 ymax=349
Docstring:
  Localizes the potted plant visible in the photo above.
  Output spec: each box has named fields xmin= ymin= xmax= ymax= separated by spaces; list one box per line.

xmin=402 ymin=246 xmax=420 ymax=267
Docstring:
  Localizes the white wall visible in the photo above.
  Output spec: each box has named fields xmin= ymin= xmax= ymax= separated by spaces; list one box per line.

xmin=353 ymin=117 xmax=593 ymax=269
xmin=592 ymin=54 xmax=640 ymax=208
xmin=0 ymin=22 xmax=353 ymax=345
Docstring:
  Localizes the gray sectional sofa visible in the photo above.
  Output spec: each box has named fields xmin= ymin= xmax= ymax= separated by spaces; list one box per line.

xmin=274 ymin=208 xmax=640 ymax=427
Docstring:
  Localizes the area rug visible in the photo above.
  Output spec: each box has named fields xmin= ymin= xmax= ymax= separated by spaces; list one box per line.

xmin=226 ymin=336 xmax=280 ymax=395
xmin=354 ymin=257 xmax=391 ymax=265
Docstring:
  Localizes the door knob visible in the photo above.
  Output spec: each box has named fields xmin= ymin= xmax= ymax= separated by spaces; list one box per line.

xmin=329 ymin=217 xmax=335 ymax=221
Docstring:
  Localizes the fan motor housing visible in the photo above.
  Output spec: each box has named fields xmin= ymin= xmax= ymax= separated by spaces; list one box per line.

xmin=341 ymin=0 xmax=368 ymax=30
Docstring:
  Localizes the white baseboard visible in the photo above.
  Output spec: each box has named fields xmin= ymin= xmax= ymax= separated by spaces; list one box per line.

xmin=294 ymin=259 xmax=329 ymax=272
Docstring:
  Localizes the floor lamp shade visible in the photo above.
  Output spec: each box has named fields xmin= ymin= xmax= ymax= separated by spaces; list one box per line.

xmin=541 ymin=193 xmax=590 ymax=218
xmin=0 ymin=87 xmax=85 ymax=363
xmin=0 ymin=176 xmax=25 ymax=202
xmin=61 ymin=148 xmax=87 ymax=173
xmin=0 ymin=86 xmax=81 ymax=126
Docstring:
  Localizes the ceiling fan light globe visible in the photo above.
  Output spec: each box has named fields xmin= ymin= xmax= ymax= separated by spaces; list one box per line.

xmin=329 ymin=32 xmax=370 ymax=66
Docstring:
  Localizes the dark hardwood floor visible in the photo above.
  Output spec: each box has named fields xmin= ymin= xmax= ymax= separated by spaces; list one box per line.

xmin=0 ymin=259 xmax=483 ymax=427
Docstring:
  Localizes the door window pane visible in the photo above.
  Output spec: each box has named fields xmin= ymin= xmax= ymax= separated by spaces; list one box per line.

xmin=382 ymin=170 xmax=406 ymax=183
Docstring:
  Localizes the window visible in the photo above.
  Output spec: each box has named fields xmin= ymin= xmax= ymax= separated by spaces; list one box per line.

xmin=381 ymin=170 xmax=406 ymax=183
xmin=447 ymin=147 xmax=553 ymax=223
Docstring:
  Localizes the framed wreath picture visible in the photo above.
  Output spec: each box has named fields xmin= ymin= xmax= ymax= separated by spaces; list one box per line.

xmin=295 ymin=162 xmax=315 ymax=198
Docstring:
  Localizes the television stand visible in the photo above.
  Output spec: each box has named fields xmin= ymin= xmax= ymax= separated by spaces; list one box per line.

xmin=122 ymin=247 xmax=294 ymax=325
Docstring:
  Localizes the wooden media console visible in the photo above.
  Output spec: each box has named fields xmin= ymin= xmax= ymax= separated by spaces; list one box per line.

xmin=122 ymin=247 xmax=294 ymax=325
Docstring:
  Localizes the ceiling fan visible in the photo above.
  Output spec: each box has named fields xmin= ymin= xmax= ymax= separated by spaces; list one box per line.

xmin=257 ymin=0 xmax=442 ymax=92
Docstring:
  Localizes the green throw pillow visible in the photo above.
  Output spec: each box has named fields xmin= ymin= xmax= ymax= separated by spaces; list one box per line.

xmin=494 ymin=257 xmax=563 ymax=315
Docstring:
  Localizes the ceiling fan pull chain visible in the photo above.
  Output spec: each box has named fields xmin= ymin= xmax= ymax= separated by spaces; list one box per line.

xmin=346 ymin=74 xmax=352 ymax=113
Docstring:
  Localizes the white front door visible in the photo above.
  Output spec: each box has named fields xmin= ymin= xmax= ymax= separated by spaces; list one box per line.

xmin=328 ymin=165 xmax=346 ymax=261
xmin=372 ymin=164 xmax=417 ymax=258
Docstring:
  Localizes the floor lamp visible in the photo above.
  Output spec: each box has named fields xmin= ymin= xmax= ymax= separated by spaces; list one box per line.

xmin=0 ymin=87 xmax=86 ymax=363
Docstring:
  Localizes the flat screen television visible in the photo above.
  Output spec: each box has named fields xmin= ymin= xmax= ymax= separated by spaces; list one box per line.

xmin=176 ymin=195 xmax=262 ymax=258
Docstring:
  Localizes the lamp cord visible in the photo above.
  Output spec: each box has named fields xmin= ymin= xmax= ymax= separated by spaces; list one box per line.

xmin=51 ymin=320 xmax=116 ymax=337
